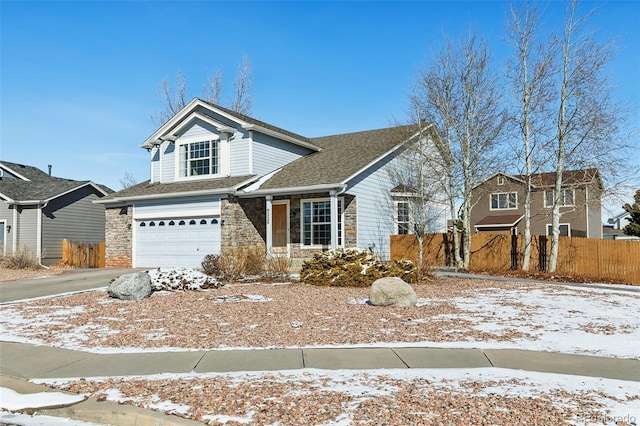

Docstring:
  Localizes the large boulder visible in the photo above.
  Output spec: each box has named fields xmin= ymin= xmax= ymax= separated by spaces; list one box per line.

xmin=108 ymin=272 xmax=152 ymax=301
xmin=369 ymin=277 xmax=417 ymax=307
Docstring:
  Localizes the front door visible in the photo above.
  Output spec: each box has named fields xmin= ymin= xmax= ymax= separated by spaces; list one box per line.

xmin=272 ymin=203 xmax=288 ymax=254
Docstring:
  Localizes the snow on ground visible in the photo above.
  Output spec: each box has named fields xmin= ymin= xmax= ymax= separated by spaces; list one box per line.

xmin=0 ymin=387 xmax=85 ymax=410
xmin=33 ymin=368 xmax=640 ymax=426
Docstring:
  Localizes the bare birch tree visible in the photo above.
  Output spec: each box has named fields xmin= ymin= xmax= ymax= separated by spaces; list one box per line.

xmin=386 ymin=121 xmax=449 ymax=276
xmin=229 ymin=55 xmax=254 ymax=115
xmin=412 ymin=31 xmax=508 ymax=268
xmin=152 ymin=69 xmax=187 ymax=126
xmin=153 ymin=57 xmax=254 ymax=126
xmin=547 ymin=0 xmax=622 ymax=272
xmin=203 ymin=68 xmax=223 ymax=105
xmin=505 ymin=1 xmax=555 ymax=270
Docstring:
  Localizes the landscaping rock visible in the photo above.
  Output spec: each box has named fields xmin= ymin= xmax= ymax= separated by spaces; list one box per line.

xmin=369 ymin=277 xmax=417 ymax=307
xmin=107 ymin=272 xmax=152 ymax=301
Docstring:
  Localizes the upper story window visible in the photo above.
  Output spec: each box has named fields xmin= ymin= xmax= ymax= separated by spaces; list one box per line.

xmin=178 ymin=140 xmax=219 ymax=177
xmin=395 ymin=201 xmax=411 ymax=235
xmin=544 ymin=189 xmax=574 ymax=207
xmin=491 ymin=192 xmax=517 ymax=210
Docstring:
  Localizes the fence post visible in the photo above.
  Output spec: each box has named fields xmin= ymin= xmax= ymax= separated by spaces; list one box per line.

xmin=538 ymin=235 xmax=547 ymax=272
xmin=510 ymin=234 xmax=518 ymax=270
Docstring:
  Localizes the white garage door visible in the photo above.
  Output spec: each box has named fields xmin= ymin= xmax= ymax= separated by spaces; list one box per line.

xmin=135 ymin=217 xmax=221 ymax=268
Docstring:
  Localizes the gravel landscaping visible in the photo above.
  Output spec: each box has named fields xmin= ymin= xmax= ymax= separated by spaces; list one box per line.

xmin=1 ymin=271 xmax=639 ymax=425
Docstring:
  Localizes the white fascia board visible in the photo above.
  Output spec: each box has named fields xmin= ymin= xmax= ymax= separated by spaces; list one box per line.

xmin=141 ymin=98 xmax=202 ymax=148
xmin=476 ymin=215 xmax=525 ymax=228
xmin=339 ymin=128 xmax=428 ymax=187
xmin=471 ymin=172 xmax=528 ymax=191
xmin=236 ymin=183 xmax=346 ymax=198
xmin=166 ymin=112 xmax=225 ymax=140
xmin=242 ymin=124 xmax=321 ymax=152
xmin=0 ymin=164 xmax=31 ymax=181
xmin=0 ymin=192 xmax=16 ymax=203
xmin=96 ymin=176 xmax=258 ymax=204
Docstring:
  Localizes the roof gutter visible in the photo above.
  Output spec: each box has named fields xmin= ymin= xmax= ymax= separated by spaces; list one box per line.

xmin=235 ymin=183 xmax=347 ymax=198
xmin=94 ymin=187 xmax=238 ymax=204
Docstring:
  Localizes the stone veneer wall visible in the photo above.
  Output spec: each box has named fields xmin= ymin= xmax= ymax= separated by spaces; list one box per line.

xmin=221 ymin=196 xmax=266 ymax=252
xmin=221 ymin=193 xmax=357 ymax=260
xmin=105 ymin=206 xmax=132 ymax=267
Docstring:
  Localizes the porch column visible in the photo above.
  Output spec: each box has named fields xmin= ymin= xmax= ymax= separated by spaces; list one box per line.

xmin=265 ymin=195 xmax=273 ymax=256
xmin=330 ymin=190 xmax=338 ymax=250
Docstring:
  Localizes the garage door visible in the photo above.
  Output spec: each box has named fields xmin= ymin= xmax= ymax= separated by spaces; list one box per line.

xmin=135 ymin=217 xmax=221 ymax=268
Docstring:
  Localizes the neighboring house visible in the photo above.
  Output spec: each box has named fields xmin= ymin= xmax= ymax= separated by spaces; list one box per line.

xmin=470 ymin=169 xmax=602 ymax=238
xmin=97 ymin=98 xmax=448 ymax=269
xmin=0 ymin=161 xmax=112 ymax=265
xmin=604 ymin=211 xmax=640 ymax=240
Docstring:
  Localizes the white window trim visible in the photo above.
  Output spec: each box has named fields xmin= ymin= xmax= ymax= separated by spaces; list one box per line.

xmin=546 ymin=223 xmax=571 ymax=237
xmin=490 ymin=192 xmax=518 ymax=211
xmin=497 ymin=176 xmax=505 ymax=185
xmin=544 ymin=189 xmax=575 ymax=208
xmin=174 ymin=135 xmax=228 ymax=181
xmin=394 ymin=200 xmax=412 ymax=235
xmin=300 ymin=197 xmax=344 ymax=249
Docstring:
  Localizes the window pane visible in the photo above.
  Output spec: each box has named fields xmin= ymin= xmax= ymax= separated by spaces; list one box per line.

xmin=313 ymin=224 xmax=331 ymax=245
xmin=491 ymin=194 xmax=498 ymax=209
xmin=563 ymin=190 xmax=574 ymax=205
xmin=508 ymin=193 xmax=516 ymax=208
xmin=398 ymin=223 xmax=409 ymax=235
xmin=545 ymin=191 xmax=553 ymax=207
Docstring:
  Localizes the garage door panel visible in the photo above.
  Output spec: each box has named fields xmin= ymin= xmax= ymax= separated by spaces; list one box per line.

xmin=135 ymin=216 xmax=221 ymax=268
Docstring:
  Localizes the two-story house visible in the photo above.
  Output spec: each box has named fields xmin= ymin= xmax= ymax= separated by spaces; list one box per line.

xmin=97 ymin=99 xmax=448 ymax=268
xmin=0 ymin=161 xmax=111 ymax=265
xmin=470 ymin=169 xmax=602 ymax=238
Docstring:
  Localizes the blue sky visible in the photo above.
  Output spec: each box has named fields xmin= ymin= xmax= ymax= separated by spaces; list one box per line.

xmin=1 ymin=0 xmax=638 ymax=216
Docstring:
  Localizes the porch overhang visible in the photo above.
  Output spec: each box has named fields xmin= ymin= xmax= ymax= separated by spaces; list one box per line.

xmin=474 ymin=215 xmax=524 ymax=230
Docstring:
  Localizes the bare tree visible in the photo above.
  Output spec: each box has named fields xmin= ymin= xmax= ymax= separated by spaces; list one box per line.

xmin=203 ymin=68 xmax=223 ymax=105
xmin=229 ymin=55 xmax=254 ymax=115
xmin=547 ymin=0 xmax=623 ymax=272
xmin=505 ymin=1 xmax=555 ymax=270
xmin=152 ymin=69 xmax=187 ymax=126
xmin=119 ymin=171 xmax=138 ymax=189
xmin=386 ymin=122 xmax=449 ymax=276
xmin=153 ymin=57 xmax=254 ymax=125
xmin=412 ymin=31 xmax=508 ymax=268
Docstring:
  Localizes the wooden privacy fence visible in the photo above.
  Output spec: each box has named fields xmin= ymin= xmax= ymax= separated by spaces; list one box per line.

xmin=391 ymin=233 xmax=640 ymax=285
xmin=62 ymin=239 xmax=105 ymax=268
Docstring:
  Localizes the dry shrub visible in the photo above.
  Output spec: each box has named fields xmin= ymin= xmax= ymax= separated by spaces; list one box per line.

xmin=1 ymin=246 xmax=41 ymax=270
xmin=201 ymin=246 xmax=265 ymax=281
xmin=264 ymin=255 xmax=292 ymax=281
xmin=300 ymin=248 xmax=416 ymax=287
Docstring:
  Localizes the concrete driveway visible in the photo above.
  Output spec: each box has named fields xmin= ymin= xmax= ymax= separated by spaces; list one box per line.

xmin=0 ymin=268 xmax=143 ymax=303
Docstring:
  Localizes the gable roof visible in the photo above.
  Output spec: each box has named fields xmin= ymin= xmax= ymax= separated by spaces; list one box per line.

xmin=475 ymin=168 xmax=601 ymax=191
xmin=142 ymin=98 xmax=321 ymax=152
xmin=0 ymin=161 xmax=112 ymax=203
xmin=515 ymin=168 xmax=601 ymax=187
xmin=243 ymin=124 xmax=421 ymax=193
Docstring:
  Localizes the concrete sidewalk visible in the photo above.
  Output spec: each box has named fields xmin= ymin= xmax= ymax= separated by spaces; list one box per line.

xmin=1 ymin=342 xmax=639 ymax=425
xmin=2 ymin=341 xmax=638 ymax=382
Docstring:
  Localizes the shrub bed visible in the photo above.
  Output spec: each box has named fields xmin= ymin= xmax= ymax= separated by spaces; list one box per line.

xmin=300 ymin=248 xmax=416 ymax=287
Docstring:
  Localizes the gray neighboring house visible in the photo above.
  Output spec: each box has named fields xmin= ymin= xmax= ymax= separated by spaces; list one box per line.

xmin=0 ymin=161 xmax=112 ymax=265
xmin=604 ymin=211 xmax=640 ymax=240
xmin=97 ymin=98 xmax=448 ymax=269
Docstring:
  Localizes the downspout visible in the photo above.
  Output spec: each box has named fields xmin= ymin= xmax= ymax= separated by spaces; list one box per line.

xmin=12 ymin=206 xmax=17 ymax=255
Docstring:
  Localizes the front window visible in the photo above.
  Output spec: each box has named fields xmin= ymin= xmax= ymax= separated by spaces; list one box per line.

xmin=302 ymin=199 xmax=343 ymax=246
xmin=396 ymin=201 xmax=410 ymax=234
xmin=491 ymin=192 xmax=517 ymax=210
xmin=179 ymin=140 xmax=219 ymax=177
xmin=545 ymin=189 xmax=574 ymax=207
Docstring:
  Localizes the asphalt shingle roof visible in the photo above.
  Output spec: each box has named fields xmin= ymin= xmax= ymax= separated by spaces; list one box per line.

xmin=100 ymin=175 xmax=257 ymax=200
xmin=514 ymin=168 xmax=600 ymax=187
xmin=256 ymin=124 xmax=419 ymax=190
xmin=0 ymin=161 xmax=109 ymax=202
